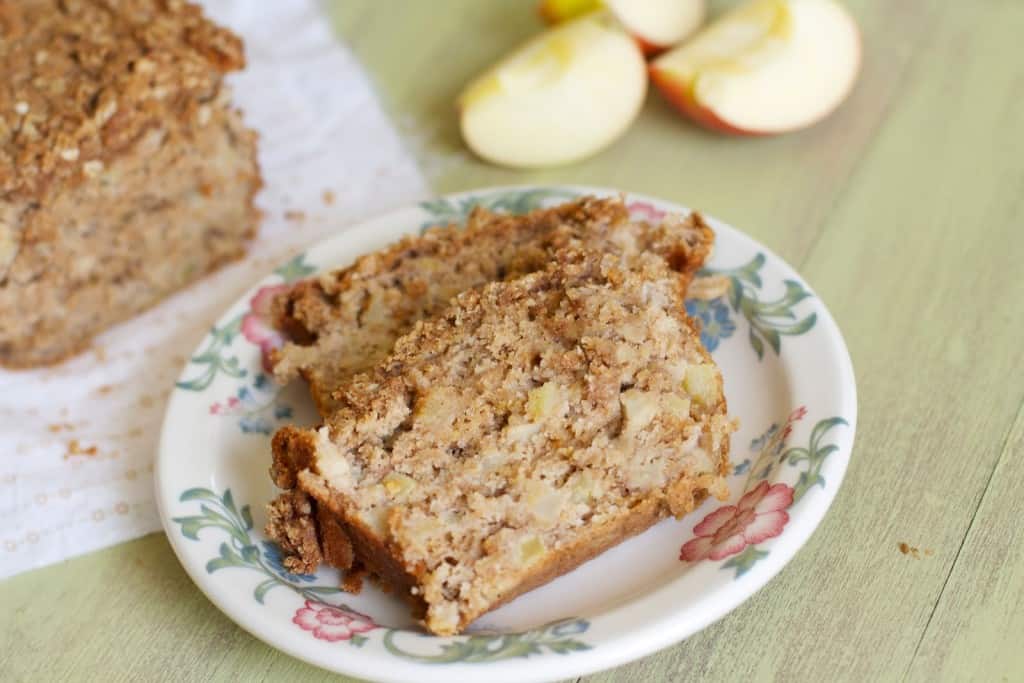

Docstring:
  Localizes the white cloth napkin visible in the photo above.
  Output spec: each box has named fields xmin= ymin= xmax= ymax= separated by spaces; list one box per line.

xmin=0 ymin=0 xmax=428 ymax=579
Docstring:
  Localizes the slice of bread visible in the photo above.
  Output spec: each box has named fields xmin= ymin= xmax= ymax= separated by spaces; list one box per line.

xmin=273 ymin=239 xmax=733 ymax=635
xmin=265 ymin=197 xmax=717 ymax=580
xmin=268 ymin=196 xmax=712 ymax=415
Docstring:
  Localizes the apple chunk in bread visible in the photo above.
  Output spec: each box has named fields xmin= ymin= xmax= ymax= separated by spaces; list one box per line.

xmin=458 ymin=11 xmax=647 ymax=168
xmin=650 ymin=0 xmax=860 ymax=135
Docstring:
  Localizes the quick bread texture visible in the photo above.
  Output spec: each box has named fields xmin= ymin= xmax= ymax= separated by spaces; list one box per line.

xmin=0 ymin=0 xmax=261 ymax=367
xmin=265 ymin=197 xmax=716 ymax=573
xmin=269 ymin=200 xmax=731 ymax=635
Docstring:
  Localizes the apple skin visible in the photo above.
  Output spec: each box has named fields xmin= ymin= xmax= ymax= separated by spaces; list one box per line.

xmin=540 ymin=0 xmax=705 ymax=56
xmin=608 ymin=0 xmax=707 ymax=56
xmin=649 ymin=65 xmax=771 ymax=137
xmin=537 ymin=0 xmax=601 ymax=24
xmin=649 ymin=2 xmax=862 ymax=136
xmin=634 ymin=35 xmax=666 ymax=57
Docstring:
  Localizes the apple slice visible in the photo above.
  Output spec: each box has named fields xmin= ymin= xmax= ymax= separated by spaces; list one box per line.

xmin=537 ymin=0 xmax=601 ymax=23
xmin=650 ymin=0 xmax=861 ymax=135
xmin=458 ymin=11 xmax=647 ymax=168
xmin=605 ymin=0 xmax=706 ymax=55
xmin=538 ymin=0 xmax=706 ymax=55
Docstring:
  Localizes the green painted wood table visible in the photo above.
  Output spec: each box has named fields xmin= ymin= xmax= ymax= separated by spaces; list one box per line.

xmin=4 ymin=1 xmax=1023 ymax=680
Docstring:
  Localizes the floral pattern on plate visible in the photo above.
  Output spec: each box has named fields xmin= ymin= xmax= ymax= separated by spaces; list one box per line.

xmin=680 ymin=408 xmax=849 ymax=577
xmin=680 ymin=481 xmax=795 ymax=563
xmin=294 ymin=600 xmax=377 ymax=646
xmin=176 ymin=254 xmax=315 ymax=392
xmin=158 ymin=186 xmax=857 ymax=682
xmin=702 ymin=254 xmax=817 ymax=360
xmin=170 ymin=486 xmax=594 ymax=661
xmin=418 ymin=187 xmax=579 ymax=232
xmin=686 ymin=297 xmax=737 ymax=351
xmin=208 ymin=373 xmax=293 ymax=435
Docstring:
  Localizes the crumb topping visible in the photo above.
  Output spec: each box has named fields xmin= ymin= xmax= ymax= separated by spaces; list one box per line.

xmin=0 ymin=0 xmax=244 ymax=199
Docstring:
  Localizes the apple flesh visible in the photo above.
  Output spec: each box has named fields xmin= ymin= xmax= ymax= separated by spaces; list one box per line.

xmin=539 ymin=0 xmax=707 ymax=55
xmin=650 ymin=0 xmax=861 ymax=135
xmin=605 ymin=0 xmax=706 ymax=55
xmin=458 ymin=12 xmax=647 ymax=168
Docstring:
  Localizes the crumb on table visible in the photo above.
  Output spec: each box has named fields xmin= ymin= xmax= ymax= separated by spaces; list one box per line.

xmin=898 ymin=542 xmax=932 ymax=559
xmin=65 ymin=440 xmax=98 ymax=458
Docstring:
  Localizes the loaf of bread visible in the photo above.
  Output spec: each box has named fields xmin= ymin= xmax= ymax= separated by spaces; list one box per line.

xmin=272 ymin=226 xmax=732 ymax=635
xmin=265 ymin=197 xmax=716 ymax=573
xmin=0 ymin=0 xmax=261 ymax=367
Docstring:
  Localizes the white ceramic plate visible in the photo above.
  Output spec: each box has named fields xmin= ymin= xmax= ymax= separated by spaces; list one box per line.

xmin=156 ymin=186 xmax=857 ymax=683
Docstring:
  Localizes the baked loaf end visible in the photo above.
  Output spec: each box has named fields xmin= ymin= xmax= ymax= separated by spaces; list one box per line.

xmin=0 ymin=0 xmax=261 ymax=367
xmin=275 ymin=242 xmax=733 ymax=635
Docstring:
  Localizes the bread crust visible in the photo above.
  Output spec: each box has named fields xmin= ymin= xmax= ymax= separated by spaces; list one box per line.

xmin=0 ymin=0 xmax=245 ymax=201
xmin=300 ymin=461 xmax=692 ymax=632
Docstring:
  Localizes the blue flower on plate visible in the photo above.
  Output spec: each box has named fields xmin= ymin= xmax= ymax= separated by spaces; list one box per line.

xmin=685 ymin=297 xmax=736 ymax=352
xmin=239 ymin=416 xmax=273 ymax=435
xmin=261 ymin=541 xmax=317 ymax=583
xmin=749 ymin=423 xmax=779 ymax=453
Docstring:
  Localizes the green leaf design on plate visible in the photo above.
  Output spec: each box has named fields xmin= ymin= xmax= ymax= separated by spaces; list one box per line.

xmin=241 ymin=544 xmax=261 ymax=563
xmin=303 ymin=584 xmax=347 ymax=595
xmin=704 ymin=254 xmax=817 ymax=360
xmin=785 ymin=416 xmax=849 ymax=504
xmin=721 ymin=415 xmax=849 ymax=578
xmin=176 ymin=252 xmax=315 ymax=393
xmin=253 ymin=578 xmax=278 ymax=604
xmin=418 ymin=188 xmax=581 ymax=233
xmin=207 ymin=542 xmax=248 ymax=573
xmin=240 ymin=503 xmax=254 ymax=531
xmin=722 ymin=546 xmax=770 ymax=577
xmin=175 ymin=313 xmax=246 ymax=392
xmin=180 ymin=488 xmax=218 ymax=502
xmin=172 ymin=487 xmax=343 ymax=604
xmin=274 ymin=253 xmax=317 ymax=282
xmin=382 ymin=618 xmax=590 ymax=663
xmin=174 ymin=487 xmax=590 ymax=659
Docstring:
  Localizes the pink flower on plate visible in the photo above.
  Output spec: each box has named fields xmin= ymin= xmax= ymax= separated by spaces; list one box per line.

xmin=209 ymin=396 xmax=240 ymax=415
xmin=241 ymin=283 xmax=290 ymax=372
xmin=293 ymin=600 xmax=377 ymax=642
xmin=680 ymin=481 xmax=794 ymax=562
xmin=627 ymin=201 xmax=666 ymax=223
xmin=781 ymin=404 xmax=808 ymax=441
